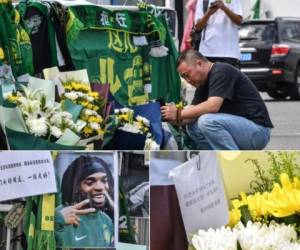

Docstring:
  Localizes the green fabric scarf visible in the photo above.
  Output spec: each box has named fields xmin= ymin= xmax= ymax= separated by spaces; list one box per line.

xmin=0 ymin=1 xmax=33 ymax=77
xmin=23 ymin=194 xmax=56 ymax=250
xmin=19 ymin=1 xmax=58 ymax=68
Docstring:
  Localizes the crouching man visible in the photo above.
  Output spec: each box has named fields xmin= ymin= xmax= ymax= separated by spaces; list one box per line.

xmin=161 ymin=49 xmax=273 ymax=150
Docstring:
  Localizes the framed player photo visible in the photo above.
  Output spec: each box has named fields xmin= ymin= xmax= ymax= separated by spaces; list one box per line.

xmin=54 ymin=151 xmax=118 ymax=248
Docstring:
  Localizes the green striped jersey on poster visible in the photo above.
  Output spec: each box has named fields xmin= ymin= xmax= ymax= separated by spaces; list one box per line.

xmin=66 ymin=5 xmax=181 ymax=105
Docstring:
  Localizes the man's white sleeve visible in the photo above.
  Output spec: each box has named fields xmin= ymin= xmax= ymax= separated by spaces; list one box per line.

xmin=233 ymin=0 xmax=243 ymax=16
xmin=194 ymin=0 xmax=204 ymax=24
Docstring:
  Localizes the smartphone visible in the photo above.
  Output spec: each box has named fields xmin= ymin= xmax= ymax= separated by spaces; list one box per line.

xmin=210 ymin=1 xmax=218 ymax=8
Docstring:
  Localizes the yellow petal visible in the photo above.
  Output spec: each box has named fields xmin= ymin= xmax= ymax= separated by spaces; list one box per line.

xmin=280 ymin=173 xmax=292 ymax=190
xmin=0 ymin=47 xmax=4 ymax=60
xmin=228 ymin=208 xmax=241 ymax=227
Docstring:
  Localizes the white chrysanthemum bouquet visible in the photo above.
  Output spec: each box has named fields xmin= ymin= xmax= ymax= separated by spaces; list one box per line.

xmin=5 ymin=84 xmax=81 ymax=142
xmin=60 ymin=79 xmax=105 ymax=139
xmin=191 ymin=221 xmax=300 ymax=250
xmin=114 ymin=108 xmax=160 ymax=150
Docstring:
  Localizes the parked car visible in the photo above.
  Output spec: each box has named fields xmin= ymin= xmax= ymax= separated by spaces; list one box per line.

xmin=239 ymin=17 xmax=300 ymax=100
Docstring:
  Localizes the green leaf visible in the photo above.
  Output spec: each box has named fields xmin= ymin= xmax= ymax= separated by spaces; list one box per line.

xmin=240 ymin=205 xmax=252 ymax=226
xmin=237 ymin=240 xmax=243 ymax=250
xmin=101 ymin=115 xmax=119 ymax=149
xmin=188 ymin=244 xmax=196 ymax=250
xmin=281 ymin=214 xmax=300 ymax=225
xmin=41 ymin=95 xmax=46 ymax=109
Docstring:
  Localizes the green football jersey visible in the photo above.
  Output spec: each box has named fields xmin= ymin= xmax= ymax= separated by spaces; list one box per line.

xmin=55 ymin=208 xmax=114 ymax=248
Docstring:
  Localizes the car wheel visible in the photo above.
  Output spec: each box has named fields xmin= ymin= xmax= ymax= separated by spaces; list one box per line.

xmin=289 ymin=65 xmax=300 ymax=100
xmin=267 ymin=88 xmax=289 ymax=99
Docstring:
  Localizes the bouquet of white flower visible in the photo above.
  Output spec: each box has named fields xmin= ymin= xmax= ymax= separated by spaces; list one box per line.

xmin=113 ymin=107 xmax=160 ymax=150
xmin=236 ymin=222 xmax=298 ymax=250
xmin=7 ymin=85 xmax=81 ymax=139
xmin=191 ymin=221 xmax=300 ymax=250
xmin=0 ymin=77 xmax=85 ymax=149
xmin=60 ymin=78 xmax=105 ymax=139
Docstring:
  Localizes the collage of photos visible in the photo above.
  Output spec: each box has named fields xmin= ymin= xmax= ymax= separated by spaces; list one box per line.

xmin=2 ymin=151 xmax=300 ymax=250
xmin=1 ymin=0 xmax=300 ymax=249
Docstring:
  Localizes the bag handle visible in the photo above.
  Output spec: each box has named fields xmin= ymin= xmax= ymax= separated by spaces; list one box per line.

xmin=187 ymin=151 xmax=201 ymax=170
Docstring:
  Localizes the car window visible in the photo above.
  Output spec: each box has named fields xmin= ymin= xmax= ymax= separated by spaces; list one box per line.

xmin=279 ymin=21 xmax=300 ymax=42
xmin=239 ymin=23 xmax=276 ymax=42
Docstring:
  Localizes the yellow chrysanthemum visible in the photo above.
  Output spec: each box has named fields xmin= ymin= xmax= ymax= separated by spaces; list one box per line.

xmin=83 ymin=126 xmax=93 ymax=136
xmin=292 ymin=177 xmax=300 ymax=189
xmin=93 ymin=106 xmax=99 ymax=112
xmin=64 ymin=85 xmax=72 ymax=91
xmin=83 ymin=85 xmax=90 ymax=92
xmin=135 ymin=121 xmax=149 ymax=134
xmin=136 ymin=120 xmax=143 ymax=129
xmin=74 ymin=82 xmax=90 ymax=92
xmin=71 ymin=82 xmax=80 ymax=90
xmin=89 ymin=92 xmax=99 ymax=98
xmin=80 ymin=101 xmax=88 ymax=107
xmin=280 ymin=173 xmax=293 ymax=190
xmin=88 ymin=116 xmax=101 ymax=123
xmin=87 ymin=104 xmax=94 ymax=110
xmin=231 ymin=192 xmax=248 ymax=209
xmin=7 ymin=95 xmax=19 ymax=103
xmin=265 ymin=185 xmax=300 ymax=218
xmin=118 ymin=114 xmax=129 ymax=122
xmin=0 ymin=47 xmax=5 ymax=60
xmin=96 ymin=128 xmax=104 ymax=136
xmin=247 ymin=192 xmax=269 ymax=220
xmin=80 ymin=115 xmax=88 ymax=122
xmin=229 ymin=191 xmax=270 ymax=225
xmin=175 ymin=101 xmax=184 ymax=109
xmin=228 ymin=208 xmax=241 ymax=227
xmin=279 ymin=173 xmax=300 ymax=190
xmin=228 ymin=174 xmax=300 ymax=225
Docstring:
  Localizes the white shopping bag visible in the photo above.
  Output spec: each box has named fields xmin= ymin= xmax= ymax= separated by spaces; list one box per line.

xmin=169 ymin=151 xmax=229 ymax=238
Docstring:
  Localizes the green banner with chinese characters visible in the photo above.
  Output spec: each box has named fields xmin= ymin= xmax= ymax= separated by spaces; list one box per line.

xmin=66 ymin=5 xmax=180 ymax=105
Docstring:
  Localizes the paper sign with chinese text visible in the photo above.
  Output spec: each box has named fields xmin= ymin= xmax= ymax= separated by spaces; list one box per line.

xmin=169 ymin=151 xmax=229 ymax=237
xmin=0 ymin=151 xmax=57 ymax=202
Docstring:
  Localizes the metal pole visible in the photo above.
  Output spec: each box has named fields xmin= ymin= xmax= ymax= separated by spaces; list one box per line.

xmin=6 ymin=228 xmax=11 ymax=250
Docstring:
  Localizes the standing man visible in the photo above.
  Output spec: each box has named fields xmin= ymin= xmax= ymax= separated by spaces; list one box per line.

xmin=161 ymin=49 xmax=273 ymax=150
xmin=194 ymin=0 xmax=243 ymax=66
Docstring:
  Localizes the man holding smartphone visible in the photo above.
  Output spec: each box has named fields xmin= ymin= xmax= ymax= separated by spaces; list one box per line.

xmin=194 ymin=0 xmax=243 ymax=67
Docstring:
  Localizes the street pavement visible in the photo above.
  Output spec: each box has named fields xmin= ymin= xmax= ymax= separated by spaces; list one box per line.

xmin=262 ymin=93 xmax=300 ymax=150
